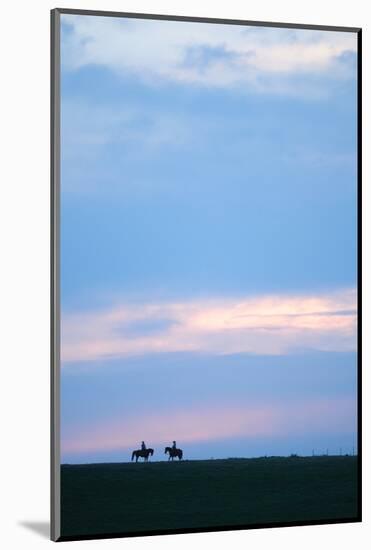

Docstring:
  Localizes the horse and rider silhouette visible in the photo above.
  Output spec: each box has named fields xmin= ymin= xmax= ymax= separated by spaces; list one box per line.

xmin=131 ymin=441 xmax=154 ymax=462
xmin=165 ymin=440 xmax=183 ymax=461
xmin=131 ymin=440 xmax=183 ymax=462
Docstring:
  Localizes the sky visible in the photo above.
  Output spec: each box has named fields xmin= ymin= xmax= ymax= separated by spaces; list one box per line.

xmin=60 ymin=14 xmax=358 ymax=464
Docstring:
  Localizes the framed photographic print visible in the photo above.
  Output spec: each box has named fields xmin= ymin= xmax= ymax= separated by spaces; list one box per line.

xmin=51 ymin=8 xmax=362 ymax=542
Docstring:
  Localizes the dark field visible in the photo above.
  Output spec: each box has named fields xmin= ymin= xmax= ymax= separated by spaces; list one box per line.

xmin=61 ymin=456 xmax=358 ymax=538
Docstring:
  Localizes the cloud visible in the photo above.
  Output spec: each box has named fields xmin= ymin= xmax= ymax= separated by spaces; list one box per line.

xmin=61 ymin=15 xmax=356 ymax=96
xmin=62 ymin=396 xmax=356 ymax=456
xmin=61 ymin=288 xmax=357 ymax=363
xmin=62 ymin=100 xmax=191 ymax=153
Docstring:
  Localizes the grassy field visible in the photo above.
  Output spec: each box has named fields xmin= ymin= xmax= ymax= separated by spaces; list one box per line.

xmin=61 ymin=456 xmax=358 ymax=538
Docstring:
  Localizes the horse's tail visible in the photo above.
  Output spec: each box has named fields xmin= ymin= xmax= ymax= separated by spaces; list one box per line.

xmin=149 ymin=448 xmax=154 ymax=456
xmin=131 ymin=451 xmax=135 ymax=461
xmin=179 ymin=450 xmax=183 ymax=460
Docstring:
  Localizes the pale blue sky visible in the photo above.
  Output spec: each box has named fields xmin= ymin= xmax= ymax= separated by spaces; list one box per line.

xmin=60 ymin=15 xmax=358 ymax=463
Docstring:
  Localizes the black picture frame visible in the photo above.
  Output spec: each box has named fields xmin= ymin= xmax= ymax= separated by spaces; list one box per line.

xmin=51 ymin=8 xmax=362 ymax=542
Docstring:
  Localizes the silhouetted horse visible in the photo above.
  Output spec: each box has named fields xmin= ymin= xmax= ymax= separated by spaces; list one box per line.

xmin=165 ymin=447 xmax=183 ymax=461
xmin=131 ymin=448 xmax=154 ymax=462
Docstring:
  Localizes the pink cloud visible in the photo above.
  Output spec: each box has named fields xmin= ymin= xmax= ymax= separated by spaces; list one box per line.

xmin=61 ymin=288 xmax=357 ymax=364
xmin=62 ymin=397 xmax=356 ymax=456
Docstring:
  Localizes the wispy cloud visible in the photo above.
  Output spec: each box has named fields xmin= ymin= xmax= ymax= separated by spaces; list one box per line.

xmin=61 ymin=288 xmax=356 ymax=363
xmin=61 ymin=15 xmax=356 ymax=96
xmin=62 ymin=396 xmax=356 ymax=456
xmin=62 ymin=100 xmax=191 ymax=152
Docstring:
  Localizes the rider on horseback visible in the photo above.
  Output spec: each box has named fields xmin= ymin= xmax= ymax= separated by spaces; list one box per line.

xmin=141 ymin=441 xmax=146 ymax=451
xmin=164 ymin=442 xmax=182 ymax=460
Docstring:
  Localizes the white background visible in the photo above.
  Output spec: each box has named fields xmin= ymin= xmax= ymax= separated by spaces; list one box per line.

xmin=0 ymin=0 xmax=369 ymax=548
